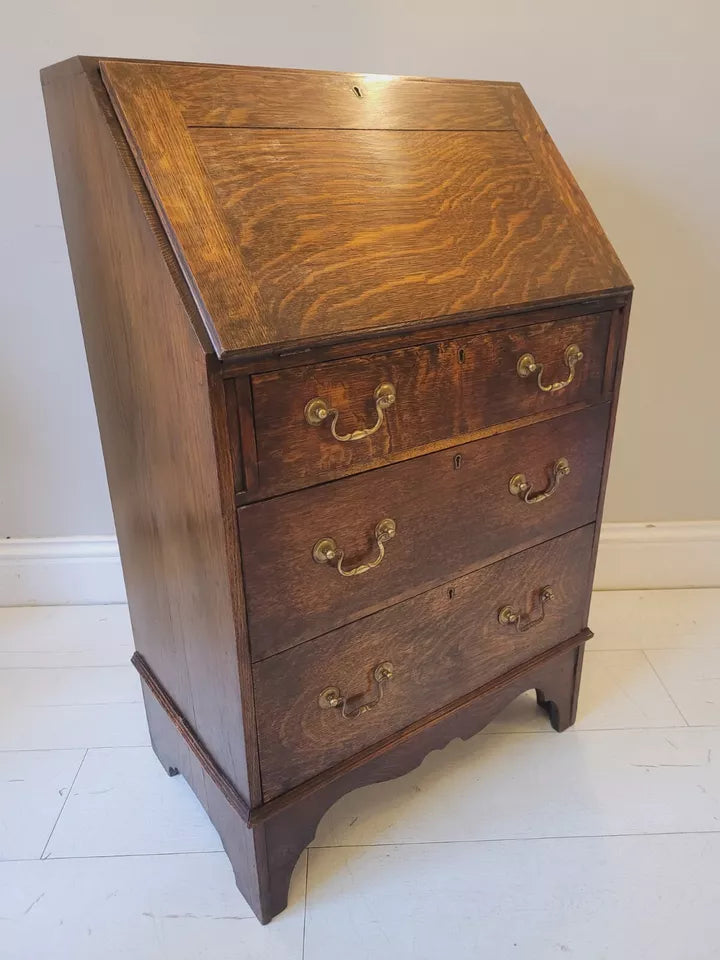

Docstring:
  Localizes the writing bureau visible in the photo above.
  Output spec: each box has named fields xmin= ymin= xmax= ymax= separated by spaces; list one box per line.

xmin=41 ymin=56 xmax=632 ymax=923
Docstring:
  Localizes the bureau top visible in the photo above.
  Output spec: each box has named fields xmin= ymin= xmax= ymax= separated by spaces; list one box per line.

xmin=91 ymin=58 xmax=630 ymax=359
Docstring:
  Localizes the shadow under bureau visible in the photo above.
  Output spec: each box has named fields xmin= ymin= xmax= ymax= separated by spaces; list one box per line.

xmin=41 ymin=57 xmax=632 ymax=923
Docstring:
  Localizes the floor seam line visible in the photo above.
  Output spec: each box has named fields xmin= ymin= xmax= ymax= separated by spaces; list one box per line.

xmin=309 ymin=828 xmax=720 ymax=849
xmin=642 ymin=650 xmax=692 ymax=726
xmin=38 ymin=748 xmax=88 ymax=860
xmin=301 ymin=851 xmax=310 ymax=958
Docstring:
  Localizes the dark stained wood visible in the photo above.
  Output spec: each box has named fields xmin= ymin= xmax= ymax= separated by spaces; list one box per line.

xmin=232 ymin=375 xmax=259 ymax=493
xmin=41 ymin=57 xmax=260 ymax=805
xmin=223 ymin=294 xmax=629 ymax=378
xmin=43 ymin=55 xmax=632 ymax=924
xmin=99 ymin=61 xmax=267 ymax=359
xmin=251 ymin=311 xmax=612 ymax=496
xmin=138 ymin=678 xmax=270 ymax=920
xmin=240 ymin=404 xmax=609 ymax=659
xmin=99 ymin=59 xmax=630 ymax=359
xmin=139 ymin=614 xmax=586 ymax=921
xmin=580 ymin=298 xmax=633 ymax=624
xmin=132 ymin=650 xmax=250 ymax=819
xmin=255 ymin=525 xmax=594 ymax=798
xmin=255 ymin=637 xmax=588 ymax=916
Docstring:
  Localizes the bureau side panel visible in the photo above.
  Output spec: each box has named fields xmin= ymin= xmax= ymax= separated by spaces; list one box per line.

xmin=581 ymin=297 xmax=632 ymax=619
xmin=41 ymin=58 xmax=257 ymax=803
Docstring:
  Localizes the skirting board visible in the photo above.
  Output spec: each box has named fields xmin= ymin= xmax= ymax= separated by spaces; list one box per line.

xmin=0 ymin=537 xmax=124 ymax=606
xmin=0 ymin=523 xmax=718 ymax=606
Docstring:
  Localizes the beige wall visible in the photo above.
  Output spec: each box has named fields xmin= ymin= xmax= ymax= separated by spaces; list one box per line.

xmin=2 ymin=0 xmax=718 ymax=536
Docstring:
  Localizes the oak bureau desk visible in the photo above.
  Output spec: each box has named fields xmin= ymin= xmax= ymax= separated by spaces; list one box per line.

xmin=42 ymin=57 xmax=632 ymax=923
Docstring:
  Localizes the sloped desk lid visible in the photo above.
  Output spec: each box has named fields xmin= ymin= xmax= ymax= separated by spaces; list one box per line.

xmin=100 ymin=59 xmax=630 ymax=360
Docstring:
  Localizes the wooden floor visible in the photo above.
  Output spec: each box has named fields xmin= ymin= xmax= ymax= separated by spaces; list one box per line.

xmin=1 ymin=589 xmax=720 ymax=958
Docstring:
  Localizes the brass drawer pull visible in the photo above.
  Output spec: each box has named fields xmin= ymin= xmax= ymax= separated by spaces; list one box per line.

xmin=319 ymin=661 xmax=394 ymax=719
xmin=509 ymin=457 xmax=570 ymax=504
xmin=517 ymin=344 xmax=583 ymax=393
xmin=313 ymin=518 xmax=396 ymax=577
xmin=304 ymin=382 xmax=396 ymax=442
xmin=498 ymin=586 xmax=554 ymax=632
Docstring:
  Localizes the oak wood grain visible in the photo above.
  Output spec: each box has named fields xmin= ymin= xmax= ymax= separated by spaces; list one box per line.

xmin=255 ymin=524 xmax=594 ymax=798
xmin=221 ymin=294 xmax=628 ymax=378
xmin=196 ymin=126 xmax=611 ymax=342
xmin=498 ymin=85 xmax=630 ymax=291
xmin=160 ymin=63 xmax=516 ymax=130
xmin=99 ymin=60 xmax=268 ymax=357
xmin=42 ymin=55 xmax=632 ymax=925
xmin=41 ymin=57 xmax=259 ymax=804
xmin=251 ymin=311 xmax=612 ymax=496
xmin=251 ymin=639 xmax=586 ymax=916
xmin=99 ymin=60 xmax=631 ymax=359
xmin=239 ymin=404 xmax=609 ymax=659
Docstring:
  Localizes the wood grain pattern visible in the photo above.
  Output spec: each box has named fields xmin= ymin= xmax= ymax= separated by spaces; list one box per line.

xmin=255 ymin=524 xmax=594 ymax=799
xmin=239 ymin=404 xmax=609 ymax=660
xmin=196 ymin=126 xmax=609 ymax=341
xmin=99 ymin=60 xmax=268 ymax=357
xmin=99 ymin=60 xmax=631 ymax=359
xmin=139 ymin=616 xmax=586 ymax=921
xmin=222 ymin=294 xmax=628 ymax=378
xmin=498 ymin=85 xmax=630 ymax=291
xmin=41 ymin=57 xmax=259 ymax=804
xmin=42 ymin=55 xmax=632 ymax=925
xmin=251 ymin=637 xmax=587 ymax=916
xmin=580 ymin=299 xmax=633 ymax=626
xmin=160 ymin=63 xmax=516 ymax=129
xmin=251 ymin=311 xmax=612 ymax=496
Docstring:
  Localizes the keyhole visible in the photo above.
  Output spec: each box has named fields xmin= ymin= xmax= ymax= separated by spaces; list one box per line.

xmin=447 ymin=587 xmax=456 ymax=600
xmin=458 ymin=348 xmax=466 ymax=363
xmin=454 ymin=454 xmax=463 ymax=470
xmin=352 ymin=85 xmax=363 ymax=98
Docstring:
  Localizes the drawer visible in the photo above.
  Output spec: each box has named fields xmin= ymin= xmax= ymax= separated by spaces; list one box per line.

xmin=254 ymin=524 xmax=595 ymax=799
xmin=250 ymin=311 xmax=612 ymax=496
xmin=239 ymin=404 xmax=608 ymax=660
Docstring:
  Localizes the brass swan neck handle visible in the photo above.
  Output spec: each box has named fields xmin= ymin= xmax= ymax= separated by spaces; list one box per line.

xmin=498 ymin=586 xmax=554 ymax=633
xmin=313 ymin=519 xmax=397 ymax=577
xmin=318 ymin=662 xmax=394 ymax=719
xmin=304 ymin=382 xmax=396 ymax=442
xmin=509 ymin=458 xmax=570 ymax=504
xmin=516 ymin=344 xmax=583 ymax=393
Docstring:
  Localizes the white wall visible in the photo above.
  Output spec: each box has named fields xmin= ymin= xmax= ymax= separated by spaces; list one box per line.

xmin=2 ymin=0 xmax=719 ymax=537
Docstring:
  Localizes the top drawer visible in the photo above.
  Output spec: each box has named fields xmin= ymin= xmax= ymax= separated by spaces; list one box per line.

xmin=250 ymin=311 xmax=612 ymax=496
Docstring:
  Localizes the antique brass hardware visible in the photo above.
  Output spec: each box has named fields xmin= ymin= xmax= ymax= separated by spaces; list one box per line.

xmin=304 ymin=382 xmax=396 ymax=441
xmin=312 ymin=518 xmax=396 ymax=577
xmin=516 ymin=344 xmax=583 ymax=392
xmin=509 ymin=457 xmax=570 ymax=504
xmin=318 ymin=661 xmax=394 ymax=718
xmin=498 ymin=586 xmax=554 ymax=632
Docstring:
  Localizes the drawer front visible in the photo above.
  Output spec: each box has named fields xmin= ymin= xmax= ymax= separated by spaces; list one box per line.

xmin=240 ymin=403 xmax=608 ymax=660
xmin=251 ymin=312 xmax=612 ymax=496
xmin=255 ymin=524 xmax=595 ymax=800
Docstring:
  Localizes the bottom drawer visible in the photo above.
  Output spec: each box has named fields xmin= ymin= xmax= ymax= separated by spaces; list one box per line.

xmin=254 ymin=524 xmax=595 ymax=800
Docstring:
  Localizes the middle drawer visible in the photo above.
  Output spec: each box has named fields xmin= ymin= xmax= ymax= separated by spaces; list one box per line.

xmin=239 ymin=403 xmax=609 ymax=660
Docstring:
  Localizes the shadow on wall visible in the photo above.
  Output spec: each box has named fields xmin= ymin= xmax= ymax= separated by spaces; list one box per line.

xmin=573 ymin=164 xmax=720 ymax=522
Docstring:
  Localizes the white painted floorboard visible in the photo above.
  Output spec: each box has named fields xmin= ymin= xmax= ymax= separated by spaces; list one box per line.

xmin=0 ymin=589 xmax=719 ymax=958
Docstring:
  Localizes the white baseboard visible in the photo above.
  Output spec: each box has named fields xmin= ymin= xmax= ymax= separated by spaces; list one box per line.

xmin=0 ymin=536 xmax=126 ymax=606
xmin=594 ymin=521 xmax=720 ymax=591
xmin=0 ymin=523 xmax=718 ymax=606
